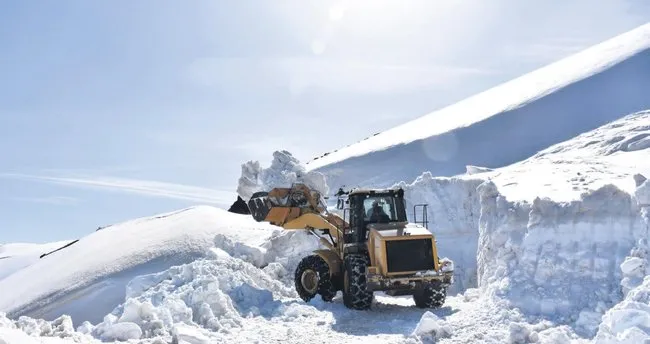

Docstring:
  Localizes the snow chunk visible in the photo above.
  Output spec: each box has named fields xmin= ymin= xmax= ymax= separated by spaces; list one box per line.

xmin=411 ymin=311 xmax=452 ymax=341
xmin=96 ymin=321 xmax=142 ymax=341
xmin=237 ymin=150 xmax=329 ymax=202
xmin=621 ymin=257 xmax=645 ymax=275
xmin=635 ymin=179 xmax=650 ymax=206
xmin=172 ymin=324 xmax=211 ymax=344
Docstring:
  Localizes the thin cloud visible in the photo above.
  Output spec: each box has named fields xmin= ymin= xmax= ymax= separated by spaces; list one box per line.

xmin=1 ymin=174 xmax=235 ymax=206
xmin=13 ymin=196 xmax=80 ymax=206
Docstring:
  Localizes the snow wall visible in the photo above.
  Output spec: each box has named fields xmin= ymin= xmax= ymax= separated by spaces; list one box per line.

xmin=238 ymin=150 xmax=650 ymax=338
xmin=397 ymin=171 xmax=650 ymax=338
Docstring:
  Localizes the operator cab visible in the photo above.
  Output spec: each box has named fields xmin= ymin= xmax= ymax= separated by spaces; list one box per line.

xmin=337 ymin=188 xmax=408 ymax=246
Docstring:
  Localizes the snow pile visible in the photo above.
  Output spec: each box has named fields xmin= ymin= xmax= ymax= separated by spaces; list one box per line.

xmin=84 ymin=250 xmax=297 ymax=342
xmin=212 ymin=228 xmax=320 ymax=284
xmin=0 ymin=226 xmax=322 ymax=343
xmin=0 ymin=240 xmax=73 ymax=281
xmin=237 ymin=150 xmax=329 ymax=201
xmin=0 ymin=206 xmax=277 ymax=327
xmin=476 ymin=179 xmax=646 ymax=337
xmin=0 ymin=312 xmax=94 ymax=343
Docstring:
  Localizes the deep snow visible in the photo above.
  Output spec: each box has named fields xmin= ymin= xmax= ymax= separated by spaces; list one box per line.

xmin=307 ymin=23 xmax=650 ymax=190
xmin=371 ymin=110 xmax=647 ymax=302
xmin=3 ymin=23 xmax=650 ymax=344
xmin=2 ymin=125 xmax=650 ymax=343
xmin=0 ymin=207 xmax=278 ymax=327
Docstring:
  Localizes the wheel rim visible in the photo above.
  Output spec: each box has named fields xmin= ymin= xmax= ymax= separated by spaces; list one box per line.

xmin=301 ymin=269 xmax=319 ymax=294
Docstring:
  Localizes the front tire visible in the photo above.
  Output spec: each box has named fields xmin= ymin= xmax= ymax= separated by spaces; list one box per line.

xmin=342 ymin=254 xmax=373 ymax=310
xmin=413 ymin=281 xmax=446 ymax=308
xmin=294 ymin=255 xmax=337 ymax=302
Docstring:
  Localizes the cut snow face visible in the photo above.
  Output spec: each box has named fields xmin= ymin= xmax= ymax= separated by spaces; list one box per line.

xmin=237 ymin=150 xmax=329 ymax=202
xmin=306 ymin=23 xmax=650 ymax=190
xmin=476 ymin=179 xmax=648 ymax=338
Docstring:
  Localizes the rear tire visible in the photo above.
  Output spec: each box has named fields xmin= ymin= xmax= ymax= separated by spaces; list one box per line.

xmin=342 ymin=254 xmax=373 ymax=310
xmin=294 ymin=255 xmax=337 ymax=302
xmin=413 ymin=280 xmax=446 ymax=309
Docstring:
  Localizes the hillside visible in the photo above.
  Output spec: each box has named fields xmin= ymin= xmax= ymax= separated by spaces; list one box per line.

xmin=306 ymin=23 xmax=650 ymax=190
xmin=0 ymin=240 xmax=74 ymax=281
xmin=2 ymin=22 xmax=650 ymax=344
xmin=1 ymin=111 xmax=650 ymax=342
xmin=0 ymin=207 xmax=278 ymax=327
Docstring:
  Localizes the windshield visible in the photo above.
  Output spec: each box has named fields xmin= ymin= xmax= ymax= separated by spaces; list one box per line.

xmin=363 ymin=196 xmax=398 ymax=223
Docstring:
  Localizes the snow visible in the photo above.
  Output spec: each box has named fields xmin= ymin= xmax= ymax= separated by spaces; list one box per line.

xmin=411 ymin=311 xmax=453 ymax=340
xmin=3 ymin=23 xmax=650 ymax=344
xmin=0 ymin=240 xmax=74 ymax=281
xmin=481 ymin=111 xmax=650 ymax=203
xmin=0 ymin=206 xmax=278 ymax=327
xmin=307 ymin=23 xmax=650 ymax=190
xmin=237 ymin=150 xmax=329 ymax=202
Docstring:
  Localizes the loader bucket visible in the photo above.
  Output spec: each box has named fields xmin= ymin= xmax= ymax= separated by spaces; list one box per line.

xmin=247 ymin=192 xmax=272 ymax=222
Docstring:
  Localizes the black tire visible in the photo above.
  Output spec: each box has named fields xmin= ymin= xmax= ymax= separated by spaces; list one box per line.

xmin=294 ymin=255 xmax=337 ymax=302
xmin=342 ymin=254 xmax=373 ymax=310
xmin=413 ymin=281 xmax=446 ymax=309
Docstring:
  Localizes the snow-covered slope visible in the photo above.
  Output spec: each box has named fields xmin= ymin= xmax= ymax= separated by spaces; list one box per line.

xmin=2 ymin=112 xmax=650 ymax=342
xmin=0 ymin=207 xmax=278 ymax=327
xmin=3 ymin=24 xmax=650 ymax=344
xmin=474 ymin=110 xmax=650 ymax=202
xmin=307 ymin=23 xmax=650 ymax=190
xmin=0 ymin=240 xmax=74 ymax=281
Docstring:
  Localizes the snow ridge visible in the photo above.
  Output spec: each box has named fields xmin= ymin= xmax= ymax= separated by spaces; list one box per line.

xmin=307 ymin=24 xmax=650 ymax=190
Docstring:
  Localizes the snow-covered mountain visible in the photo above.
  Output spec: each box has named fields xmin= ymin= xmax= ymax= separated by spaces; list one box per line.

xmin=2 ymin=22 xmax=650 ymax=344
xmin=0 ymin=240 xmax=74 ymax=281
xmin=306 ymin=23 xmax=650 ymax=190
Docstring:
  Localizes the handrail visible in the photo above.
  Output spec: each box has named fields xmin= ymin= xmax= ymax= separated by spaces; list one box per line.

xmin=413 ymin=204 xmax=429 ymax=229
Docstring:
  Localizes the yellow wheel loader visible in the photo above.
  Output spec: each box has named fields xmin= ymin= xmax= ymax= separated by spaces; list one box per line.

xmin=247 ymin=183 xmax=453 ymax=310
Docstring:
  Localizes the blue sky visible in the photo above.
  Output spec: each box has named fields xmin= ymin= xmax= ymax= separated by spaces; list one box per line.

xmin=1 ymin=0 xmax=649 ymax=243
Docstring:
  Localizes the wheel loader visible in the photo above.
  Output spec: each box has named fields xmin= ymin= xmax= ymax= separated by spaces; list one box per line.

xmin=246 ymin=183 xmax=454 ymax=310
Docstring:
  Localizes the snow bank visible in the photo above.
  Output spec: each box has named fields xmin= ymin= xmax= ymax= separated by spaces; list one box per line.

xmin=477 ymin=179 xmax=646 ymax=337
xmin=592 ymin=179 xmax=650 ymax=343
xmin=0 ymin=206 xmax=277 ymax=327
xmin=237 ymin=150 xmax=329 ymax=201
xmin=86 ymin=252 xmax=295 ymax=341
xmin=71 ymin=228 xmax=320 ymax=343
